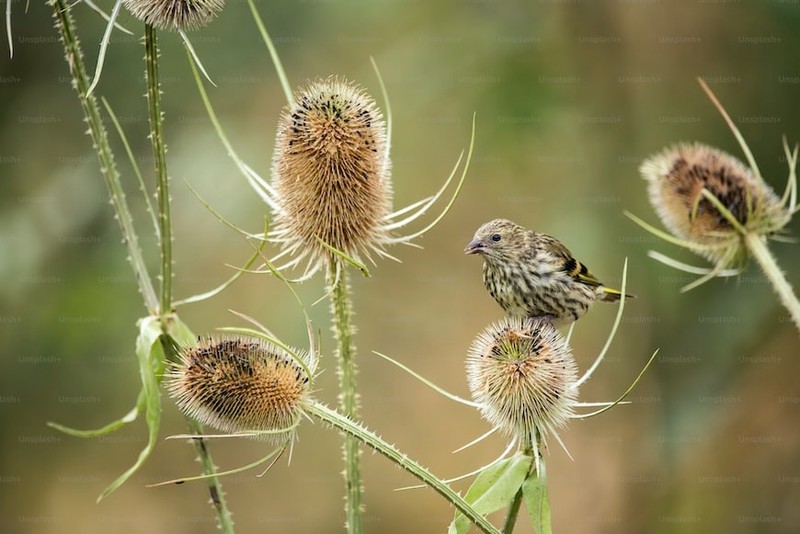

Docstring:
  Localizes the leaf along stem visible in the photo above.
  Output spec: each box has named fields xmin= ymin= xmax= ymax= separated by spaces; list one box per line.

xmin=502 ymin=446 xmax=535 ymax=534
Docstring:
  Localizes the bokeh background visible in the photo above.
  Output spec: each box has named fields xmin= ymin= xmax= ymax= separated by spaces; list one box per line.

xmin=2 ymin=0 xmax=799 ymax=532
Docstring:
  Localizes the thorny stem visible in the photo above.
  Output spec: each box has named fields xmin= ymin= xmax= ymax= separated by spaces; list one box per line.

xmin=305 ymin=401 xmax=499 ymax=534
xmin=186 ymin=417 xmax=235 ymax=533
xmin=144 ymin=24 xmax=233 ymax=533
xmin=328 ymin=260 xmax=363 ymax=533
xmin=51 ymin=0 xmax=158 ymax=314
xmin=502 ymin=489 xmax=524 ymax=534
xmin=53 ymin=4 xmax=232 ymax=528
xmin=745 ymin=232 xmax=800 ymax=331
xmin=144 ymin=25 xmax=172 ymax=315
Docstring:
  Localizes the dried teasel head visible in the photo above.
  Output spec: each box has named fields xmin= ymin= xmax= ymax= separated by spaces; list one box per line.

xmin=122 ymin=0 xmax=224 ymax=32
xmin=270 ymin=77 xmax=391 ymax=272
xmin=640 ymin=142 xmax=791 ymax=268
xmin=167 ymin=336 xmax=313 ymax=441
xmin=466 ymin=317 xmax=578 ymax=448
xmin=242 ymin=68 xmax=474 ymax=282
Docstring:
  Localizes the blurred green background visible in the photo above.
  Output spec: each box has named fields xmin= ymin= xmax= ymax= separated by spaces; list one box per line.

xmin=2 ymin=0 xmax=799 ymax=532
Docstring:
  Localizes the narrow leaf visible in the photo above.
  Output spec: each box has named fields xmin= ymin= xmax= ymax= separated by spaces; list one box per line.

xmin=6 ymin=0 xmax=13 ymax=58
xmin=47 ymin=390 xmax=143 ymax=437
xmin=102 ymin=97 xmax=160 ymax=240
xmin=315 ymin=236 xmax=370 ymax=277
xmin=86 ymin=0 xmax=121 ymax=96
xmin=165 ymin=314 xmax=196 ymax=347
xmin=449 ymin=454 xmax=533 ymax=534
xmin=149 ymin=445 xmax=285 ymax=487
xmin=522 ymin=470 xmax=552 ymax=534
xmin=98 ymin=316 xmax=163 ymax=501
xmin=245 ymin=0 xmax=293 ymax=106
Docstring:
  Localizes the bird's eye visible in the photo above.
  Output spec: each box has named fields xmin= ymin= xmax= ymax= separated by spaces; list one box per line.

xmin=491 ymin=233 xmax=502 ymax=242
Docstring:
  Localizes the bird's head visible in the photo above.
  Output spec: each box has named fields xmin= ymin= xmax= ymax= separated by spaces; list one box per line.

xmin=465 ymin=219 xmax=525 ymax=262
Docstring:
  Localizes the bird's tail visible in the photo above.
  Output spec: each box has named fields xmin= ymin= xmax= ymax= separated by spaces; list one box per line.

xmin=600 ymin=287 xmax=636 ymax=302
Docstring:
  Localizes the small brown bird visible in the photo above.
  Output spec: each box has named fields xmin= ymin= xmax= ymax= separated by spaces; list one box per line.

xmin=465 ymin=219 xmax=630 ymax=325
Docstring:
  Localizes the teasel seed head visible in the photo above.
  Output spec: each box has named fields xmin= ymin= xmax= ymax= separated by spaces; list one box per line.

xmin=271 ymin=77 xmax=392 ymax=269
xmin=640 ymin=142 xmax=791 ymax=267
xmin=167 ymin=336 xmax=312 ymax=441
xmin=122 ymin=0 xmax=224 ymax=32
xmin=466 ymin=317 xmax=578 ymax=447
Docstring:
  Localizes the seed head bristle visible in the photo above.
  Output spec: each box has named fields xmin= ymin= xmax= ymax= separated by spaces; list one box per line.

xmin=640 ymin=143 xmax=790 ymax=266
xmin=271 ymin=77 xmax=391 ymax=263
xmin=466 ymin=318 xmax=578 ymax=446
xmin=167 ymin=336 xmax=310 ymax=441
xmin=122 ymin=0 xmax=224 ymax=32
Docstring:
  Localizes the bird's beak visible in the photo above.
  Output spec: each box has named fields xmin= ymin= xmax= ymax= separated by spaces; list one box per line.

xmin=464 ymin=238 xmax=485 ymax=255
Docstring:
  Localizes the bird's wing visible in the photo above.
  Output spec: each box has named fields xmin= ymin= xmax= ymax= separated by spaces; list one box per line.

xmin=546 ymin=236 xmax=604 ymax=287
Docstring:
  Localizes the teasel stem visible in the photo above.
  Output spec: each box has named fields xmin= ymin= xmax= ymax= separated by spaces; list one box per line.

xmin=328 ymin=259 xmax=363 ymax=533
xmin=144 ymin=25 xmax=172 ymax=315
xmin=54 ymin=5 xmax=233 ymax=525
xmin=51 ymin=0 xmax=158 ymax=314
xmin=503 ymin=490 xmax=524 ymax=534
xmin=744 ymin=232 xmax=800 ymax=330
xmin=143 ymin=24 xmax=234 ymax=532
xmin=185 ymin=416 xmax=235 ymax=532
xmin=305 ymin=401 xmax=499 ymax=534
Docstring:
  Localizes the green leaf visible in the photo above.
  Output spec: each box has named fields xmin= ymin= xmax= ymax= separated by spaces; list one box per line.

xmin=522 ymin=470 xmax=552 ymax=534
xmin=98 ymin=316 xmax=164 ymax=501
xmin=315 ymin=236 xmax=371 ymax=277
xmin=47 ymin=389 xmax=144 ymax=438
xmin=449 ymin=453 xmax=533 ymax=534
xmin=165 ymin=314 xmax=196 ymax=348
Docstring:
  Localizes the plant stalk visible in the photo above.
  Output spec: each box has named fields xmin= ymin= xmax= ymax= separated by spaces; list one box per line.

xmin=503 ymin=489 xmax=524 ymax=533
xmin=144 ymin=24 xmax=172 ymax=315
xmin=186 ymin=417 xmax=235 ymax=532
xmin=143 ymin=24 xmax=234 ymax=532
xmin=745 ymin=232 xmax=800 ymax=331
xmin=51 ymin=0 xmax=158 ymax=314
xmin=305 ymin=401 xmax=499 ymax=534
xmin=328 ymin=260 xmax=363 ymax=533
xmin=53 ymin=5 xmax=234 ymax=527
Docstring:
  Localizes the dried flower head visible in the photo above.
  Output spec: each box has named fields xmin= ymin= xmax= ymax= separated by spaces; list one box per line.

xmin=122 ymin=0 xmax=224 ymax=32
xmin=243 ymin=74 xmax=474 ymax=281
xmin=167 ymin=336 xmax=312 ymax=441
xmin=640 ymin=142 xmax=790 ymax=267
xmin=466 ymin=317 xmax=578 ymax=447
xmin=270 ymin=77 xmax=391 ymax=270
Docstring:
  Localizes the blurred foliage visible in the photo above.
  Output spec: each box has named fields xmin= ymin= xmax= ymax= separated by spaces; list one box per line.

xmin=1 ymin=0 xmax=799 ymax=532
